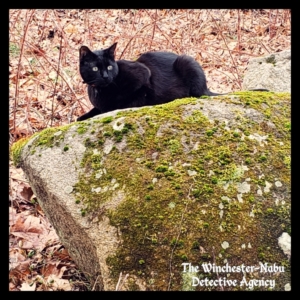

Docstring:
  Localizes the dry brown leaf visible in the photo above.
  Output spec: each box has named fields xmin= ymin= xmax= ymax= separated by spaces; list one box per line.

xmin=12 ymin=214 xmax=43 ymax=233
xmin=9 ymin=170 xmax=29 ymax=186
xmin=24 ymin=215 xmax=44 ymax=233
xmin=53 ymin=248 xmax=70 ymax=260
xmin=35 ymin=89 xmax=51 ymax=102
xmin=227 ymin=41 xmax=238 ymax=51
xmin=20 ymin=186 xmax=34 ymax=202
xmin=64 ymin=23 xmax=78 ymax=34
xmin=9 ymin=260 xmax=31 ymax=277
xmin=41 ymin=261 xmax=60 ymax=277
xmin=12 ymin=228 xmax=59 ymax=251
xmin=48 ymin=70 xmax=58 ymax=81
xmin=11 ymin=129 xmax=31 ymax=141
xmin=34 ymin=202 xmax=45 ymax=217
xmin=9 ymin=207 xmax=18 ymax=226
xmin=9 ymin=282 xmax=18 ymax=291
xmin=47 ymin=274 xmax=72 ymax=291
xmin=9 ymin=73 xmax=18 ymax=84
xmin=11 ymin=213 xmax=27 ymax=231
xmin=9 ymin=248 xmax=27 ymax=269
xmin=10 ymin=211 xmax=59 ymax=250
xmin=19 ymin=78 xmax=35 ymax=88
xmin=45 ymin=244 xmax=61 ymax=254
xmin=28 ymin=117 xmax=40 ymax=124
xmin=33 ymin=46 xmax=46 ymax=56
xmin=20 ymin=282 xmax=36 ymax=291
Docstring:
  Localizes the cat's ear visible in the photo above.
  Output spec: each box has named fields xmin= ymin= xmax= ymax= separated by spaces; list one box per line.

xmin=80 ymin=46 xmax=92 ymax=60
xmin=107 ymin=43 xmax=117 ymax=58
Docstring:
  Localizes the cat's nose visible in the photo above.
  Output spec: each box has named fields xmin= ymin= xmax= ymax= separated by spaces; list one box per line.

xmin=103 ymin=71 xmax=108 ymax=78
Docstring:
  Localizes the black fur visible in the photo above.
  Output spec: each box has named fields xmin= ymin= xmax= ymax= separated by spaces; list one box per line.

xmin=78 ymin=43 xmax=222 ymax=121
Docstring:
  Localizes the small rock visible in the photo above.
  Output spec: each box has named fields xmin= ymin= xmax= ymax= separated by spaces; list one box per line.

xmin=221 ymin=241 xmax=229 ymax=249
xmin=275 ymin=181 xmax=283 ymax=187
xmin=278 ymin=232 xmax=291 ymax=258
xmin=187 ymin=170 xmax=197 ymax=176
xmin=284 ymin=283 xmax=291 ymax=291
xmin=64 ymin=186 xmax=73 ymax=194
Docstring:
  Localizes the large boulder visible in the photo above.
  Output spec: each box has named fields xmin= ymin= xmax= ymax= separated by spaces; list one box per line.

xmin=242 ymin=50 xmax=291 ymax=92
xmin=11 ymin=92 xmax=291 ymax=291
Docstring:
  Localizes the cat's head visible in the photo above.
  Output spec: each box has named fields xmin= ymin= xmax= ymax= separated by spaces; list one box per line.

xmin=79 ymin=43 xmax=119 ymax=87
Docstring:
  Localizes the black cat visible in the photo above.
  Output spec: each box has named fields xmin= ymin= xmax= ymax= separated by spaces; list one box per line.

xmin=77 ymin=43 xmax=223 ymax=121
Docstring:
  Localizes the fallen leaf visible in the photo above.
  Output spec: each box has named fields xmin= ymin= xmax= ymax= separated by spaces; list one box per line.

xmin=23 ymin=215 xmax=44 ymax=233
xmin=20 ymin=186 xmax=34 ymax=202
xmin=11 ymin=230 xmax=58 ymax=251
xmin=64 ymin=23 xmax=78 ymax=34
xmin=20 ymin=282 xmax=36 ymax=291
xmin=19 ymin=78 xmax=35 ymax=88
xmin=9 ymin=248 xmax=27 ymax=270
xmin=33 ymin=46 xmax=46 ymax=56
xmin=47 ymin=274 xmax=72 ymax=291
xmin=53 ymin=248 xmax=70 ymax=261
xmin=9 ymin=260 xmax=31 ymax=278
xmin=11 ymin=211 xmax=59 ymax=250
xmin=42 ymin=262 xmax=60 ymax=277
xmin=12 ymin=214 xmax=43 ymax=234
xmin=9 ymin=207 xmax=17 ymax=226
xmin=9 ymin=282 xmax=18 ymax=291
xmin=48 ymin=70 xmax=58 ymax=81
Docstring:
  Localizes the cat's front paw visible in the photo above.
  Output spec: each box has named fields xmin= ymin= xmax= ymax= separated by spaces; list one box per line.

xmin=77 ymin=115 xmax=86 ymax=121
xmin=77 ymin=108 xmax=102 ymax=121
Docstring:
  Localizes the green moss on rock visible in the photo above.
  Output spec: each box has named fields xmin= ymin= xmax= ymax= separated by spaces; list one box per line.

xmin=10 ymin=137 xmax=30 ymax=166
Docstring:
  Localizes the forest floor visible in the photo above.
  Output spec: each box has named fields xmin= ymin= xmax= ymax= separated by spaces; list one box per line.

xmin=9 ymin=9 xmax=291 ymax=291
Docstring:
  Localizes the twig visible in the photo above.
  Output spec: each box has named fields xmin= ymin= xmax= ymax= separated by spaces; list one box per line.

xmin=25 ymin=88 xmax=34 ymax=136
xmin=119 ymin=11 xmax=177 ymax=59
xmin=68 ymin=103 xmax=77 ymax=124
xmin=258 ymin=40 xmax=271 ymax=54
xmin=209 ymin=45 xmax=266 ymax=57
xmin=284 ymin=9 xmax=291 ymax=26
xmin=208 ymin=11 xmax=242 ymax=89
xmin=84 ymin=10 xmax=92 ymax=46
xmin=269 ymin=10 xmax=272 ymax=40
xmin=9 ymin=176 xmax=29 ymax=183
xmin=115 ymin=272 xmax=129 ymax=291
xmin=91 ymin=275 xmax=100 ymax=291
xmin=167 ymin=184 xmax=193 ymax=290
xmin=20 ymin=40 xmax=86 ymax=126
xmin=51 ymin=10 xmax=71 ymax=50
xmin=51 ymin=33 xmax=63 ymax=126
xmin=38 ymin=10 xmax=49 ymax=43
xmin=13 ymin=9 xmax=35 ymax=133
xmin=144 ymin=10 xmax=178 ymax=51
xmin=118 ymin=273 xmax=129 ymax=291
xmin=9 ymin=9 xmax=22 ymax=36
xmin=24 ymin=41 xmax=83 ymax=106
xmin=149 ymin=10 xmax=157 ymax=49
xmin=212 ymin=246 xmax=224 ymax=291
xmin=237 ymin=9 xmax=241 ymax=51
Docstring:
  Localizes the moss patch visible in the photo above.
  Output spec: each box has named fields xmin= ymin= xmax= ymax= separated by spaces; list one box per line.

xmin=10 ymin=137 xmax=31 ymax=166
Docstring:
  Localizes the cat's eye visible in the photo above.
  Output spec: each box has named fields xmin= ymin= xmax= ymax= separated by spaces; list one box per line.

xmin=92 ymin=67 xmax=98 ymax=71
xmin=107 ymin=65 xmax=113 ymax=70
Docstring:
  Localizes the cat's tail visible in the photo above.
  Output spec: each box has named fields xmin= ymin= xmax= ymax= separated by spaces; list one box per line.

xmin=174 ymin=55 xmax=225 ymax=97
xmin=204 ymin=90 xmax=226 ymax=96
xmin=173 ymin=55 xmax=207 ymax=96
xmin=206 ymin=88 xmax=269 ymax=96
